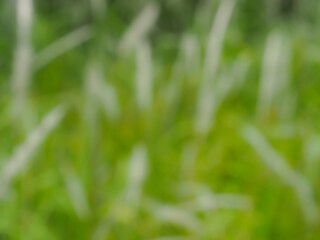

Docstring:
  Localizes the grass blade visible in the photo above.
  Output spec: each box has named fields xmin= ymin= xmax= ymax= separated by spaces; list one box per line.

xmin=86 ymin=60 xmax=120 ymax=121
xmin=11 ymin=0 xmax=33 ymax=119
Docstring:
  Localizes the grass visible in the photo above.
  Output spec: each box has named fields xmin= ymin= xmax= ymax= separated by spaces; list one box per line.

xmin=1 ymin=0 xmax=320 ymax=239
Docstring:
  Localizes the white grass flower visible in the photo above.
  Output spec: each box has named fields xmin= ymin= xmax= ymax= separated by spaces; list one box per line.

xmin=184 ymin=193 xmax=252 ymax=212
xmin=60 ymin=164 xmax=91 ymax=220
xmin=136 ymin=40 xmax=153 ymax=111
xmin=0 ymin=105 xmax=67 ymax=199
xmin=256 ymin=31 xmax=292 ymax=120
xmin=201 ymin=0 xmax=237 ymax=86
xmin=11 ymin=0 xmax=33 ymax=120
xmin=148 ymin=201 xmax=202 ymax=233
xmin=119 ymin=2 xmax=160 ymax=53
xmin=33 ymin=25 xmax=92 ymax=72
xmin=125 ymin=144 xmax=148 ymax=206
xmin=178 ymin=182 xmax=252 ymax=212
xmin=242 ymin=125 xmax=318 ymax=223
xmin=85 ymin=60 xmax=120 ymax=121
xmin=165 ymin=34 xmax=200 ymax=108
xmin=195 ymin=0 xmax=237 ymax=134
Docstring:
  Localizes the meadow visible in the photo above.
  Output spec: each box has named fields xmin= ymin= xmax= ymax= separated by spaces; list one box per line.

xmin=1 ymin=0 xmax=320 ymax=239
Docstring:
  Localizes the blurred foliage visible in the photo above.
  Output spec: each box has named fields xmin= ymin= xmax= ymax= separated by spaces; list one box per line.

xmin=1 ymin=0 xmax=320 ymax=239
